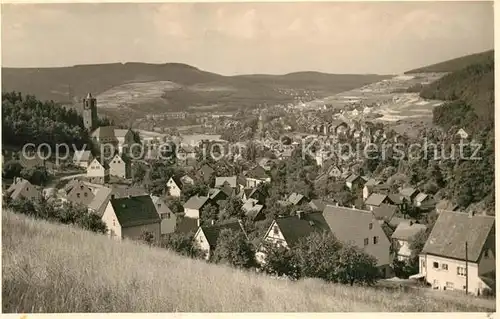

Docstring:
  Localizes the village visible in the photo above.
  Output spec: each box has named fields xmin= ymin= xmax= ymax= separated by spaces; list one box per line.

xmin=2 ymin=90 xmax=495 ymax=299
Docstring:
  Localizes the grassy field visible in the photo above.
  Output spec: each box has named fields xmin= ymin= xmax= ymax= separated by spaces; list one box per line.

xmin=2 ymin=210 xmax=495 ymax=313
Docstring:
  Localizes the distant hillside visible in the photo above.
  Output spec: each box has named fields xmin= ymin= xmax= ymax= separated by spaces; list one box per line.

xmin=3 ymin=211 xmax=494 ymax=312
xmin=405 ymin=50 xmax=493 ymax=74
xmin=2 ymin=63 xmax=390 ymax=124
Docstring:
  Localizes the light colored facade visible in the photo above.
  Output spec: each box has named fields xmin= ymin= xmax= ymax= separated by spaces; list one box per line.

xmin=167 ymin=177 xmax=182 ymax=198
xmin=193 ymin=228 xmax=211 ymax=260
xmin=108 ymin=154 xmax=130 ymax=179
xmin=86 ymin=158 xmax=109 ymax=184
xmin=419 ymin=249 xmax=495 ymax=294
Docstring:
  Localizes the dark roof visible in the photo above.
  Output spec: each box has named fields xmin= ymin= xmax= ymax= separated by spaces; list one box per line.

xmin=199 ymin=164 xmax=215 ymax=176
xmin=176 ymin=217 xmax=198 ymax=234
xmin=110 ymin=195 xmax=161 ymax=228
xmin=183 ymin=195 xmax=209 ymax=210
xmin=388 ymin=194 xmax=403 ymax=205
xmin=345 ymin=174 xmax=361 ymax=183
xmin=215 ymin=176 xmax=237 ymax=188
xmin=91 ymin=126 xmax=116 ymax=139
xmin=246 ymin=165 xmax=268 ymax=179
xmin=236 ymin=175 xmax=247 ymax=186
xmin=372 ymin=204 xmax=397 ymax=221
xmin=400 ymin=187 xmax=418 ymax=198
xmin=274 ymin=213 xmax=327 ymax=247
xmin=479 ymin=271 xmax=496 ymax=290
xmin=422 ymin=211 xmax=494 ymax=262
xmin=201 ymin=221 xmax=245 ymax=248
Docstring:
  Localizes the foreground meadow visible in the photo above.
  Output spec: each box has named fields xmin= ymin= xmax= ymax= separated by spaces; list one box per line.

xmin=2 ymin=211 xmax=494 ymax=312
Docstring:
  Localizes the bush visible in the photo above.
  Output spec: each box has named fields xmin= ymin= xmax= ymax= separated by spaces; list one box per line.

xmin=259 ymin=242 xmax=300 ymax=280
xmin=3 ymin=160 xmax=23 ymax=179
xmin=211 ymin=229 xmax=256 ymax=269
xmin=160 ymin=232 xmax=204 ymax=259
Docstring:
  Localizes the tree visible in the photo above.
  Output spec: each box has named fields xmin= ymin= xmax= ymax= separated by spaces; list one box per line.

xmin=2 ymin=160 xmax=23 ymax=179
xmin=161 ymin=232 xmax=204 ymax=259
xmin=200 ymin=203 xmax=219 ymax=225
xmin=293 ymin=231 xmax=342 ymax=282
xmin=260 ymin=241 xmax=300 ymax=280
xmin=211 ymin=229 xmax=255 ymax=269
xmin=335 ymin=242 xmax=379 ymax=286
xmin=219 ymin=196 xmax=244 ymax=221
xmin=20 ymin=166 xmax=49 ymax=186
xmin=132 ymin=163 xmax=147 ymax=184
xmin=168 ymin=198 xmax=184 ymax=214
xmin=76 ymin=211 xmax=107 ymax=234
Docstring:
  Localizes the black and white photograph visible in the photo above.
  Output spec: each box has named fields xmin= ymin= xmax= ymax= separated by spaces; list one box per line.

xmin=0 ymin=1 xmax=496 ymax=313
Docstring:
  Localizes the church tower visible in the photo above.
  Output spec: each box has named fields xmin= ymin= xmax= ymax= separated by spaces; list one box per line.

xmin=83 ymin=93 xmax=98 ymax=131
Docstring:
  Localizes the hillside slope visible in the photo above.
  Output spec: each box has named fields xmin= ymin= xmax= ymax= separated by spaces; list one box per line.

xmin=1 ymin=63 xmax=390 ymax=115
xmin=2 ymin=211 xmax=494 ymax=312
xmin=405 ymin=50 xmax=494 ymax=74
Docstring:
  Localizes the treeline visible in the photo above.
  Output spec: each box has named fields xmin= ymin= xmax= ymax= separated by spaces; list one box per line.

xmin=3 ymin=195 xmax=107 ymax=234
xmin=2 ymin=92 xmax=112 ymax=150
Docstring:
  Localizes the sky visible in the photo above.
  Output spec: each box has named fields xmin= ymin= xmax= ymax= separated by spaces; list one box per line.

xmin=1 ymin=2 xmax=494 ymax=75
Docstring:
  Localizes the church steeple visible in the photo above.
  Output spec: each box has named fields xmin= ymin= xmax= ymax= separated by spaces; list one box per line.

xmin=83 ymin=93 xmax=98 ymax=131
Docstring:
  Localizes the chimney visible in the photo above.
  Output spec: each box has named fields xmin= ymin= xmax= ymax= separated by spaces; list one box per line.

xmin=111 ymin=194 xmax=115 ymax=200
xmin=297 ymin=211 xmax=303 ymax=219
xmin=336 ymin=202 xmax=339 ymax=206
xmin=211 ymin=219 xmax=215 ymax=226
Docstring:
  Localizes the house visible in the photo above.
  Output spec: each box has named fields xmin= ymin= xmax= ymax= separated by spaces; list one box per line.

xmin=372 ymin=203 xmax=398 ymax=222
xmin=72 ymin=150 xmax=93 ymax=169
xmin=166 ymin=177 xmax=183 ymax=198
xmin=362 ymin=179 xmax=381 ymax=199
xmin=435 ymin=199 xmax=459 ymax=214
xmin=63 ymin=179 xmax=95 ymax=207
xmin=332 ymin=121 xmax=349 ymax=135
xmin=327 ymin=165 xmax=342 ymax=178
xmin=151 ymin=195 xmax=176 ymax=235
xmin=456 ymin=128 xmax=469 ymax=139
xmin=287 ymin=193 xmax=308 ymax=206
xmin=208 ymin=188 xmax=229 ymax=203
xmin=215 ymin=176 xmax=242 ymax=193
xmin=113 ymin=128 xmax=135 ymax=154
xmin=391 ymin=221 xmax=427 ymax=261
xmin=88 ymin=186 xmax=113 ymax=217
xmin=194 ymin=220 xmax=248 ymax=260
xmin=242 ymin=187 xmax=267 ymax=204
xmin=101 ymin=195 xmax=161 ymax=241
xmin=183 ymin=195 xmax=210 ymax=219
xmin=399 ymin=187 xmax=419 ymax=202
xmin=108 ymin=153 xmax=131 ymax=179
xmin=345 ymin=174 xmax=364 ymax=190
xmin=245 ymin=165 xmax=271 ymax=188
xmin=177 ymin=145 xmax=197 ymax=165
xmin=321 ymin=205 xmax=392 ymax=277
xmin=242 ymin=199 xmax=265 ymax=222
xmin=91 ymin=126 xmax=118 ymax=157
xmin=418 ymin=211 xmax=495 ymax=295
xmin=364 ymin=193 xmax=394 ymax=211
xmin=6 ymin=178 xmax=41 ymax=202
xmin=86 ymin=158 xmax=110 ymax=184
xmin=414 ymin=192 xmax=433 ymax=208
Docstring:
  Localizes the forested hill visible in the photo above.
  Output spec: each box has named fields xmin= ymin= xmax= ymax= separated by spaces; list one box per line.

xmin=1 ymin=92 xmax=112 ymax=150
xmin=405 ymin=50 xmax=493 ymax=74
xmin=415 ymin=51 xmax=494 ymax=212
xmin=423 ymin=51 xmax=494 ymax=132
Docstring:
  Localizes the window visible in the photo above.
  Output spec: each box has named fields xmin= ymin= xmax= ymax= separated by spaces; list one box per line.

xmin=273 ymin=226 xmax=279 ymax=236
xmin=373 ymin=236 xmax=379 ymax=244
xmin=421 ymin=260 xmax=426 ymax=269
xmin=369 ymin=223 xmax=373 ymax=230
xmin=77 ymin=193 xmax=81 ymax=198
xmin=457 ymin=266 xmax=466 ymax=276
xmin=364 ymin=238 xmax=369 ymax=246
xmin=112 ymin=219 xmax=116 ymax=227
xmin=445 ymin=282 xmax=454 ymax=290
xmin=484 ymin=249 xmax=489 ymax=258
xmin=433 ymin=262 xmax=439 ymax=269
xmin=441 ymin=263 xmax=448 ymax=270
